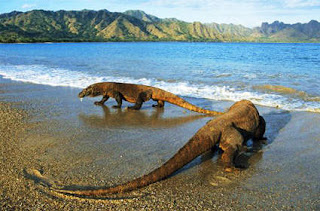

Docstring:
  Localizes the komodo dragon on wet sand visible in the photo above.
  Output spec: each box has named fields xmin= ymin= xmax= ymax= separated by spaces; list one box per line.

xmin=29 ymin=100 xmax=266 ymax=197
xmin=78 ymin=82 xmax=223 ymax=115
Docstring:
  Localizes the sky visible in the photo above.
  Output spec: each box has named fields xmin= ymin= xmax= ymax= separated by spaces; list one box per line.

xmin=0 ymin=0 xmax=319 ymax=27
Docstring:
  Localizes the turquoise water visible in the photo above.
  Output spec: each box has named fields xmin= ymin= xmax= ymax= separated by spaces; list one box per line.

xmin=0 ymin=42 xmax=319 ymax=112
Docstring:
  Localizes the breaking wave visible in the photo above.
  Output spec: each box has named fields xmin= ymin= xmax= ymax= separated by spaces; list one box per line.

xmin=253 ymin=85 xmax=320 ymax=102
xmin=0 ymin=64 xmax=319 ymax=113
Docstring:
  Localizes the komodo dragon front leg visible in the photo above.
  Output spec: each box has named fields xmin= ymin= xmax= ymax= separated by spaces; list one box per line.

xmin=219 ymin=126 xmax=247 ymax=171
xmin=95 ymin=92 xmax=124 ymax=108
xmin=152 ymin=100 xmax=165 ymax=108
xmin=94 ymin=95 xmax=109 ymax=106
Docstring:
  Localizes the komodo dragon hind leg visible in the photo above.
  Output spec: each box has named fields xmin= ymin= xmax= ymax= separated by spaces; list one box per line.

xmin=112 ymin=92 xmax=123 ymax=108
xmin=128 ymin=91 xmax=152 ymax=110
xmin=219 ymin=127 xmax=246 ymax=171
xmin=152 ymin=100 xmax=165 ymax=108
xmin=94 ymin=95 xmax=109 ymax=106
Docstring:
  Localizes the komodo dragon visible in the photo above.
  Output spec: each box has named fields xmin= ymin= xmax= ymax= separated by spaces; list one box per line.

xmin=47 ymin=100 xmax=266 ymax=197
xmin=78 ymin=82 xmax=223 ymax=115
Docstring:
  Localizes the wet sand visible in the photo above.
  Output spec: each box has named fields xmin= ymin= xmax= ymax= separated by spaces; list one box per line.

xmin=0 ymin=77 xmax=319 ymax=210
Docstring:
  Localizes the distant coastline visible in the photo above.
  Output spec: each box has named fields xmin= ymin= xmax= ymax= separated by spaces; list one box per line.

xmin=1 ymin=41 xmax=320 ymax=45
xmin=0 ymin=9 xmax=319 ymax=43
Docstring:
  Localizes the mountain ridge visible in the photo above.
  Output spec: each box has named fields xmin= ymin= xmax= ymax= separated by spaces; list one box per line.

xmin=0 ymin=9 xmax=319 ymax=43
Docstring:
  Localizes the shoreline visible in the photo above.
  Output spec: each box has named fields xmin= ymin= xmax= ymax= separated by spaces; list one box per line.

xmin=0 ymin=78 xmax=319 ymax=209
xmin=2 ymin=41 xmax=320 ymax=44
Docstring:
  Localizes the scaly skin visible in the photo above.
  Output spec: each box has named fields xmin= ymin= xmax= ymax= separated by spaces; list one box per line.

xmin=78 ymin=82 xmax=223 ymax=115
xmin=53 ymin=100 xmax=266 ymax=197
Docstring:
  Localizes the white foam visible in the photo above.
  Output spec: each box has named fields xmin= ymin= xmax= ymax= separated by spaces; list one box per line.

xmin=0 ymin=64 xmax=319 ymax=113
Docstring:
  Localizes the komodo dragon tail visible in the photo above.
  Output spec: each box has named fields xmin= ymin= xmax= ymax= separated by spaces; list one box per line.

xmin=54 ymin=128 xmax=215 ymax=197
xmin=154 ymin=89 xmax=223 ymax=115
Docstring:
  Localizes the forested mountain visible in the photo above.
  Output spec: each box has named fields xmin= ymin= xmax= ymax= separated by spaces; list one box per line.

xmin=0 ymin=9 xmax=319 ymax=43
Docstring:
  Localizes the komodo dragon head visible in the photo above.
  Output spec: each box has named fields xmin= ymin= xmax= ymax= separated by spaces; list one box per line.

xmin=78 ymin=85 xmax=100 ymax=99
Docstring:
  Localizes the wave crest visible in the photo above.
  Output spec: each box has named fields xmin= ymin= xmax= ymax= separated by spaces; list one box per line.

xmin=253 ymin=85 xmax=320 ymax=102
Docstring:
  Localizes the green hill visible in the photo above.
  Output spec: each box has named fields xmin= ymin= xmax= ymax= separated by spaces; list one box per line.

xmin=0 ymin=9 xmax=319 ymax=43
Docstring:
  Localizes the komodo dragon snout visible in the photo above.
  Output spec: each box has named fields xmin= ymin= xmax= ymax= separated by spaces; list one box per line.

xmin=78 ymin=86 xmax=100 ymax=98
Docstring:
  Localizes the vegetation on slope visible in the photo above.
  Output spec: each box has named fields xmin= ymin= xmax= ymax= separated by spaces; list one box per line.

xmin=0 ymin=10 xmax=319 ymax=43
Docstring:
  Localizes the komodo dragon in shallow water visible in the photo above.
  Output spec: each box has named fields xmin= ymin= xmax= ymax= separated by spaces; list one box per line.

xmin=78 ymin=82 xmax=223 ymax=115
xmin=43 ymin=100 xmax=266 ymax=197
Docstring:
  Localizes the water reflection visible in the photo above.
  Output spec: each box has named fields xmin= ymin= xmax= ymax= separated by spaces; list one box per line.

xmin=79 ymin=105 xmax=211 ymax=129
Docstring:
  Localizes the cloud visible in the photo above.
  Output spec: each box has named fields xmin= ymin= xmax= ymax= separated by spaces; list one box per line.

xmin=144 ymin=0 xmax=224 ymax=8
xmin=141 ymin=0 xmax=279 ymax=26
xmin=283 ymin=0 xmax=320 ymax=8
xmin=21 ymin=4 xmax=36 ymax=9
xmin=144 ymin=0 xmax=271 ymax=9
xmin=151 ymin=0 xmax=205 ymax=8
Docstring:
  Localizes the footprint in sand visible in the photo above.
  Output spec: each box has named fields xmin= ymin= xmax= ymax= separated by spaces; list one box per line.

xmin=209 ymin=175 xmax=232 ymax=187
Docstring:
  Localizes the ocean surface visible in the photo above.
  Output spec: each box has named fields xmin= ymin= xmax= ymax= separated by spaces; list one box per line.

xmin=0 ymin=42 xmax=319 ymax=112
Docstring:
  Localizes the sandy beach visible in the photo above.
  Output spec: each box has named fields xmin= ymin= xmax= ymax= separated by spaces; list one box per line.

xmin=0 ymin=77 xmax=319 ymax=210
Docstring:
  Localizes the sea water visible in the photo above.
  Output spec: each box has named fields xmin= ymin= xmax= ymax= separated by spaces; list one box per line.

xmin=0 ymin=42 xmax=319 ymax=112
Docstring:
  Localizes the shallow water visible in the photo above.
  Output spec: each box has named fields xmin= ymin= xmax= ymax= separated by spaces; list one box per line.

xmin=0 ymin=42 xmax=319 ymax=112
